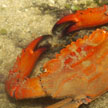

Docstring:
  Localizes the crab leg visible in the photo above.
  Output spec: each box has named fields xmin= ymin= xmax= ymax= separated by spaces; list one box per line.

xmin=52 ymin=5 xmax=108 ymax=35
xmin=5 ymin=36 xmax=48 ymax=99
xmin=46 ymin=98 xmax=82 ymax=108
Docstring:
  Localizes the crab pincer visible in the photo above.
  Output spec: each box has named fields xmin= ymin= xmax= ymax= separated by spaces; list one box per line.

xmin=5 ymin=36 xmax=50 ymax=99
xmin=52 ymin=5 xmax=108 ymax=36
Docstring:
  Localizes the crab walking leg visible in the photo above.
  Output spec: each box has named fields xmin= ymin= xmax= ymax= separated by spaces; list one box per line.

xmin=5 ymin=36 xmax=48 ymax=99
xmin=61 ymin=102 xmax=82 ymax=108
xmin=46 ymin=98 xmax=82 ymax=108
xmin=46 ymin=98 xmax=72 ymax=108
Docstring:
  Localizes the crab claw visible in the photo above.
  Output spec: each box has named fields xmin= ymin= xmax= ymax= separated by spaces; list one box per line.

xmin=52 ymin=5 xmax=108 ymax=36
xmin=5 ymin=35 xmax=50 ymax=99
xmin=52 ymin=14 xmax=77 ymax=36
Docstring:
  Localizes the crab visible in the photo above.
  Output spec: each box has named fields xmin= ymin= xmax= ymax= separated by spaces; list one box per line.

xmin=5 ymin=5 xmax=108 ymax=108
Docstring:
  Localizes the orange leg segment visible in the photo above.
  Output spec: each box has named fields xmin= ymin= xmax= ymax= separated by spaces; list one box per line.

xmin=46 ymin=98 xmax=82 ymax=108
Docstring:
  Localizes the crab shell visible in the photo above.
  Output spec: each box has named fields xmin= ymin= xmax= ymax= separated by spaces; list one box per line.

xmin=41 ymin=29 xmax=108 ymax=101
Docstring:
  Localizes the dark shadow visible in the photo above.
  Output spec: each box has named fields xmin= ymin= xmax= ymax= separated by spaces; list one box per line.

xmin=6 ymin=94 xmax=62 ymax=108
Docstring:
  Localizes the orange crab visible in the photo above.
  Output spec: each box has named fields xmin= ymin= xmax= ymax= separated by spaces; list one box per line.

xmin=5 ymin=5 xmax=108 ymax=108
